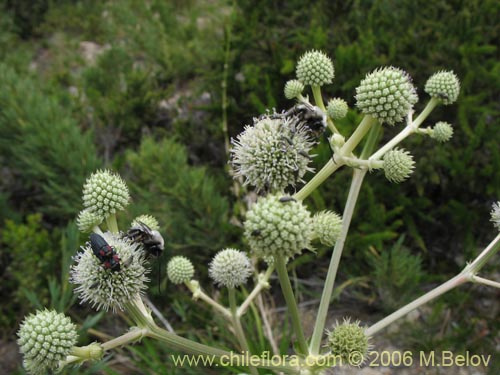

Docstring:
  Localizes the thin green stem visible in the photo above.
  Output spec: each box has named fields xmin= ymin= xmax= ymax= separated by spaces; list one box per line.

xmin=465 ymin=233 xmax=500 ymax=273
xmin=105 ymin=214 xmax=118 ymax=234
xmin=294 ymin=159 xmax=343 ymax=201
xmin=471 ymin=276 xmax=500 ymax=289
xmin=311 ymin=85 xmax=339 ymax=134
xmin=185 ymin=280 xmax=232 ymax=318
xmin=365 ymin=274 xmax=467 ymax=336
xmin=238 ymin=267 xmax=274 ymax=317
xmin=342 ymin=115 xmax=377 ymax=156
xmin=275 ymin=254 xmax=309 ymax=355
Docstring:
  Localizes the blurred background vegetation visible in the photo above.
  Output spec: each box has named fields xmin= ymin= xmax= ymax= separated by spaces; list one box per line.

xmin=0 ymin=0 xmax=498 ymax=374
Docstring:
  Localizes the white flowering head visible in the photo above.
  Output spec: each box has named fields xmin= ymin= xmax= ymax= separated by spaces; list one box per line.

xmin=430 ymin=121 xmax=453 ymax=143
xmin=327 ymin=98 xmax=348 ymax=120
xmin=70 ymin=232 xmax=149 ymax=311
xmin=82 ymin=169 xmax=130 ymax=218
xmin=244 ymin=195 xmax=313 ymax=259
xmin=167 ymin=256 xmax=195 ymax=284
xmin=230 ymin=115 xmax=315 ymax=193
xmin=383 ymin=148 xmax=415 ymax=183
xmin=17 ymin=310 xmax=78 ymax=375
xmin=355 ymin=66 xmax=418 ymax=125
xmin=209 ymin=248 xmax=252 ymax=288
xmin=326 ymin=318 xmax=370 ymax=366
xmin=424 ymin=70 xmax=460 ymax=105
xmin=76 ymin=209 xmax=103 ymax=233
xmin=312 ymin=210 xmax=343 ymax=247
xmin=296 ymin=50 xmax=334 ymax=87
xmin=131 ymin=214 xmax=160 ymax=231
xmin=490 ymin=202 xmax=500 ymax=230
xmin=284 ymin=79 xmax=305 ymax=99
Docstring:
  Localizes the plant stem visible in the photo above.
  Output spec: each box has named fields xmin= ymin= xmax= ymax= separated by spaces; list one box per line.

xmin=229 ymin=288 xmax=259 ymax=375
xmin=238 ymin=267 xmax=274 ymax=317
xmin=365 ymin=274 xmax=467 ymax=336
xmin=471 ymin=276 xmax=500 ymax=289
xmin=465 ymin=233 xmax=500 ymax=273
xmin=185 ymin=280 xmax=232 ymax=318
xmin=311 ymin=85 xmax=339 ymax=135
xmin=105 ymin=214 xmax=119 ymax=234
xmin=294 ymin=159 xmax=343 ymax=201
xmin=275 ymin=254 xmax=309 ymax=355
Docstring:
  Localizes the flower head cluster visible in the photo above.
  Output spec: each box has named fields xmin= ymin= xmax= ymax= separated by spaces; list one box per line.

xmin=431 ymin=121 xmax=453 ymax=143
xmin=82 ymin=169 xmax=130 ymax=219
xmin=70 ymin=232 xmax=149 ymax=311
xmin=76 ymin=209 xmax=103 ymax=233
xmin=383 ymin=148 xmax=415 ymax=183
xmin=490 ymin=202 xmax=500 ymax=231
xmin=284 ymin=79 xmax=305 ymax=99
xmin=17 ymin=310 xmax=78 ymax=375
xmin=244 ymin=195 xmax=313 ymax=259
xmin=296 ymin=50 xmax=334 ymax=87
xmin=355 ymin=67 xmax=418 ymax=125
xmin=312 ymin=211 xmax=343 ymax=247
xmin=230 ymin=116 xmax=315 ymax=193
xmin=326 ymin=318 xmax=370 ymax=366
xmin=327 ymin=98 xmax=348 ymax=120
xmin=167 ymin=256 xmax=194 ymax=284
xmin=425 ymin=70 xmax=460 ymax=105
xmin=132 ymin=214 xmax=160 ymax=231
xmin=209 ymin=248 xmax=253 ymax=288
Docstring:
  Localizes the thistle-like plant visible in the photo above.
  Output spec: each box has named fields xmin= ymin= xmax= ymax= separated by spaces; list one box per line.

xmin=18 ymin=50 xmax=500 ymax=375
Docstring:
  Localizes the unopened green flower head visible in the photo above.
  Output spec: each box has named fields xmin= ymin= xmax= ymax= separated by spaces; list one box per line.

xmin=76 ymin=209 xmax=103 ymax=233
xmin=284 ymin=79 xmax=305 ymax=99
xmin=17 ymin=309 xmax=78 ymax=375
xmin=327 ymin=318 xmax=370 ymax=366
xmin=230 ymin=115 xmax=315 ymax=193
xmin=431 ymin=121 xmax=453 ymax=143
xmin=355 ymin=66 xmax=418 ymax=125
xmin=296 ymin=50 xmax=334 ymax=87
xmin=383 ymin=148 xmax=415 ymax=183
xmin=490 ymin=202 xmax=500 ymax=231
xmin=167 ymin=256 xmax=194 ymax=284
xmin=132 ymin=214 xmax=160 ymax=231
xmin=327 ymin=98 xmax=348 ymax=120
xmin=244 ymin=195 xmax=313 ymax=259
xmin=82 ymin=169 xmax=130 ymax=218
xmin=424 ymin=70 xmax=460 ymax=105
xmin=70 ymin=232 xmax=149 ymax=311
xmin=313 ymin=210 xmax=342 ymax=247
xmin=209 ymin=248 xmax=252 ymax=288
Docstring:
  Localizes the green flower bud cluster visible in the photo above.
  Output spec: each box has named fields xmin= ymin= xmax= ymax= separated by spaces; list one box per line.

xmin=326 ymin=98 xmax=348 ymax=120
xmin=430 ymin=121 xmax=453 ymax=143
xmin=76 ymin=209 xmax=103 ymax=233
xmin=167 ymin=256 xmax=194 ymax=284
xmin=244 ymin=195 xmax=313 ymax=259
xmin=296 ymin=50 xmax=334 ymax=87
xmin=70 ymin=232 xmax=148 ymax=311
xmin=327 ymin=318 xmax=370 ymax=366
xmin=231 ymin=115 xmax=315 ymax=193
xmin=17 ymin=310 xmax=78 ymax=375
xmin=284 ymin=79 xmax=305 ymax=99
xmin=383 ymin=148 xmax=415 ymax=183
xmin=209 ymin=248 xmax=252 ymax=288
xmin=355 ymin=67 xmax=418 ymax=125
xmin=82 ymin=169 xmax=130 ymax=219
xmin=424 ymin=70 xmax=460 ymax=105
xmin=312 ymin=210 xmax=343 ymax=247
xmin=132 ymin=214 xmax=160 ymax=231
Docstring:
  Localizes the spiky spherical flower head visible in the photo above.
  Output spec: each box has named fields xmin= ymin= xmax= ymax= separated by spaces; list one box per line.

xmin=244 ymin=195 xmax=313 ymax=259
xmin=490 ymin=202 xmax=500 ymax=231
xmin=209 ymin=248 xmax=252 ymax=288
xmin=383 ymin=148 xmax=415 ymax=183
xmin=424 ymin=70 xmax=460 ymax=105
xmin=76 ymin=209 xmax=103 ymax=233
xmin=296 ymin=50 xmax=334 ymax=87
xmin=327 ymin=318 xmax=370 ymax=366
xmin=312 ymin=210 xmax=342 ymax=247
xmin=431 ymin=121 xmax=454 ymax=143
xmin=82 ymin=169 xmax=130 ymax=218
xmin=167 ymin=256 xmax=194 ymax=284
xmin=230 ymin=116 xmax=315 ymax=193
xmin=17 ymin=309 xmax=78 ymax=375
xmin=355 ymin=67 xmax=418 ymax=126
xmin=327 ymin=98 xmax=348 ymax=120
xmin=284 ymin=79 xmax=305 ymax=99
xmin=70 ymin=232 xmax=149 ymax=311
xmin=131 ymin=214 xmax=160 ymax=231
